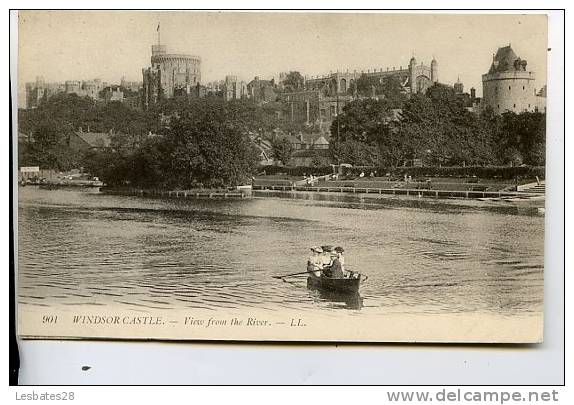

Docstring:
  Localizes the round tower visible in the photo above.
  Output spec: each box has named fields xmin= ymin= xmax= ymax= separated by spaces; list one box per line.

xmin=482 ymin=45 xmax=536 ymax=114
xmin=431 ymin=57 xmax=438 ymax=83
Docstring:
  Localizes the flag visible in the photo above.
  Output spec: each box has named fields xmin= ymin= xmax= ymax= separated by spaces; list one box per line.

xmin=157 ymin=22 xmax=160 ymax=31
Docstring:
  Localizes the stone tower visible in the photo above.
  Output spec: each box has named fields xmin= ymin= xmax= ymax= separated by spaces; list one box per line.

xmin=481 ymin=45 xmax=536 ymax=114
xmin=431 ymin=57 xmax=438 ymax=83
xmin=454 ymin=76 xmax=464 ymax=94
xmin=408 ymin=56 xmax=417 ymax=94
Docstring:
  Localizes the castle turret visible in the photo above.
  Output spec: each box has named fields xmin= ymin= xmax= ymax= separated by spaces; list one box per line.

xmin=151 ymin=44 xmax=167 ymax=58
xmin=409 ymin=56 xmax=417 ymax=93
xmin=431 ymin=57 xmax=438 ymax=83
xmin=481 ymin=45 xmax=537 ymax=114
xmin=454 ymin=76 xmax=464 ymax=94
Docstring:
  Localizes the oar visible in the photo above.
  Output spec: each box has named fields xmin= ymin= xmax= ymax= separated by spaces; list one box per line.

xmin=272 ymin=271 xmax=311 ymax=279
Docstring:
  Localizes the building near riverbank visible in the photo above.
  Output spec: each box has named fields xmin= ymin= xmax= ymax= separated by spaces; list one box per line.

xmin=68 ymin=129 xmax=113 ymax=153
xmin=481 ymin=45 xmax=546 ymax=114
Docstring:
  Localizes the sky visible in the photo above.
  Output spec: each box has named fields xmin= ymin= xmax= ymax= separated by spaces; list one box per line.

xmin=17 ymin=11 xmax=548 ymax=103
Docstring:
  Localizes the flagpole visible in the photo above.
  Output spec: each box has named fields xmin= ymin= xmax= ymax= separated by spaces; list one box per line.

xmin=157 ymin=22 xmax=161 ymax=46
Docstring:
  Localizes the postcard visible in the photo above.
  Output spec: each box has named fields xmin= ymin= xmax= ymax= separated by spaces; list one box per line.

xmin=16 ymin=11 xmax=547 ymax=342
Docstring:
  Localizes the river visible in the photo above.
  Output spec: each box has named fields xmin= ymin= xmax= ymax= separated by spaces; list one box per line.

xmin=18 ymin=187 xmax=544 ymax=317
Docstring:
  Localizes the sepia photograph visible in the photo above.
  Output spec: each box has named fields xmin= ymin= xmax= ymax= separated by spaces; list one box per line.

xmin=15 ymin=11 xmax=548 ymax=343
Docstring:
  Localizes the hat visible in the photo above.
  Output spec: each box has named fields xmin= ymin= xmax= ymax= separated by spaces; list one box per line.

xmin=311 ymin=246 xmax=323 ymax=253
xmin=334 ymin=246 xmax=345 ymax=253
xmin=321 ymin=245 xmax=334 ymax=252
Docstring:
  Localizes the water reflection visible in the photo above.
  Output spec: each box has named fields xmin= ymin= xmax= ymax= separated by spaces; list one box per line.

xmin=307 ymin=283 xmax=364 ymax=311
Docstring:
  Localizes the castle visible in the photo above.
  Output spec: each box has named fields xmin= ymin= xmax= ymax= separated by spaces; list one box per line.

xmin=304 ymin=55 xmax=438 ymax=97
xmin=141 ymin=41 xmax=202 ymax=108
xmin=481 ymin=45 xmax=546 ymax=114
xmin=279 ymin=56 xmax=439 ymax=131
xmin=25 ymin=77 xmax=109 ymax=109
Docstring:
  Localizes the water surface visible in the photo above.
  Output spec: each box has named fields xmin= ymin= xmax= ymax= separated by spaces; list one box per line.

xmin=18 ymin=187 xmax=544 ymax=317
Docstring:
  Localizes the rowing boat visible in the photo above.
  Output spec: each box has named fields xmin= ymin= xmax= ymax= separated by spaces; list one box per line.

xmin=306 ymin=271 xmax=365 ymax=294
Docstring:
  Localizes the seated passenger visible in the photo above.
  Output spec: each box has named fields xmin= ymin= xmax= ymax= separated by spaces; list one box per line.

xmin=320 ymin=246 xmax=335 ymax=270
xmin=307 ymin=246 xmax=323 ymax=276
xmin=329 ymin=251 xmax=345 ymax=279
xmin=334 ymin=246 xmax=345 ymax=268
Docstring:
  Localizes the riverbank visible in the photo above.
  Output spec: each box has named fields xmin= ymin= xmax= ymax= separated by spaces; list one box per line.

xmin=100 ymin=187 xmax=251 ymax=199
xmin=19 ymin=179 xmax=104 ymax=188
xmin=98 ymin=180 xmax=544 ymax=206
xmin=252 ymin=183 xmax=541 ymax=200
xmin=252 ymin=189 xmax=545 ymax=216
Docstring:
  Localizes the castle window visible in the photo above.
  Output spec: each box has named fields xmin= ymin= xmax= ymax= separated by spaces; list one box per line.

xmin=509 ymin=86 xmax=511 ymax=91
xmin=497 ymin=104 xmax=500 ymax=109
xmin=513 ymin=104 xmax=516 ymax=108
xmin=523 ymin=86 xmax=525 ymax=90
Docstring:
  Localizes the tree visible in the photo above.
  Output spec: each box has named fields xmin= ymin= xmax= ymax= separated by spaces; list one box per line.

xmin=330 ymin=139 xmax=380 ymax=166
xmin=328 ymin=84 xmax=504 ymax=168
xmin=354 ymin=74 xmax=380 ymax=98
xmin=283 ymin=71 xmax=305 ymax=92
xmin=271 ymin=137 xmax=293 ymax=166
xmin=379 ymin=76 xmax=407 ymax=107
xmin=329 ymin=98 xmax=398 ymax=165
xmin=497 ymin=111 xmax=545 ymax=166
xmin=397 ymin=85 xmax=496 ymax=166
xmin=310 ymin=151 xmax=324 ymax=168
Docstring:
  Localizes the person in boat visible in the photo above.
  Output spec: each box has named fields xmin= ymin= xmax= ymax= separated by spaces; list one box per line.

xmin=320 ymin=245 xmax=335 ymax=270
xmin=329 ymin=248 xmax=345 ymax=279
xmin=307 ymin=246 xmax=323 ymax=276
xmin=334 ymin=246 xmax=345 ymax=268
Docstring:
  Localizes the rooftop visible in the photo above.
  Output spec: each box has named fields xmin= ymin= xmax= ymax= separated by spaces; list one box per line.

xmin=488 ymin=45 xmax=528 ymax=74
xmin=75 ymin=131 xmax=112 ymax=148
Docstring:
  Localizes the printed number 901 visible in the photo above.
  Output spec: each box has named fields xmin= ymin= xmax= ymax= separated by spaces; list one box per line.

xmin=42 ymin=315 xmax=58 ymax=324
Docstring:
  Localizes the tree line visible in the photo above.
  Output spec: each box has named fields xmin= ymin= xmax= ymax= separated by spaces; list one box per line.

xmin=82 ymin=98 xmax=262 ymax=188
xmin=329 ymin=84 xmax=545 ymax=168
xmin=18 ymin=94 xmax=280 ymax=187
xmin=18 ymin=84 xmax=545 ymax=189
